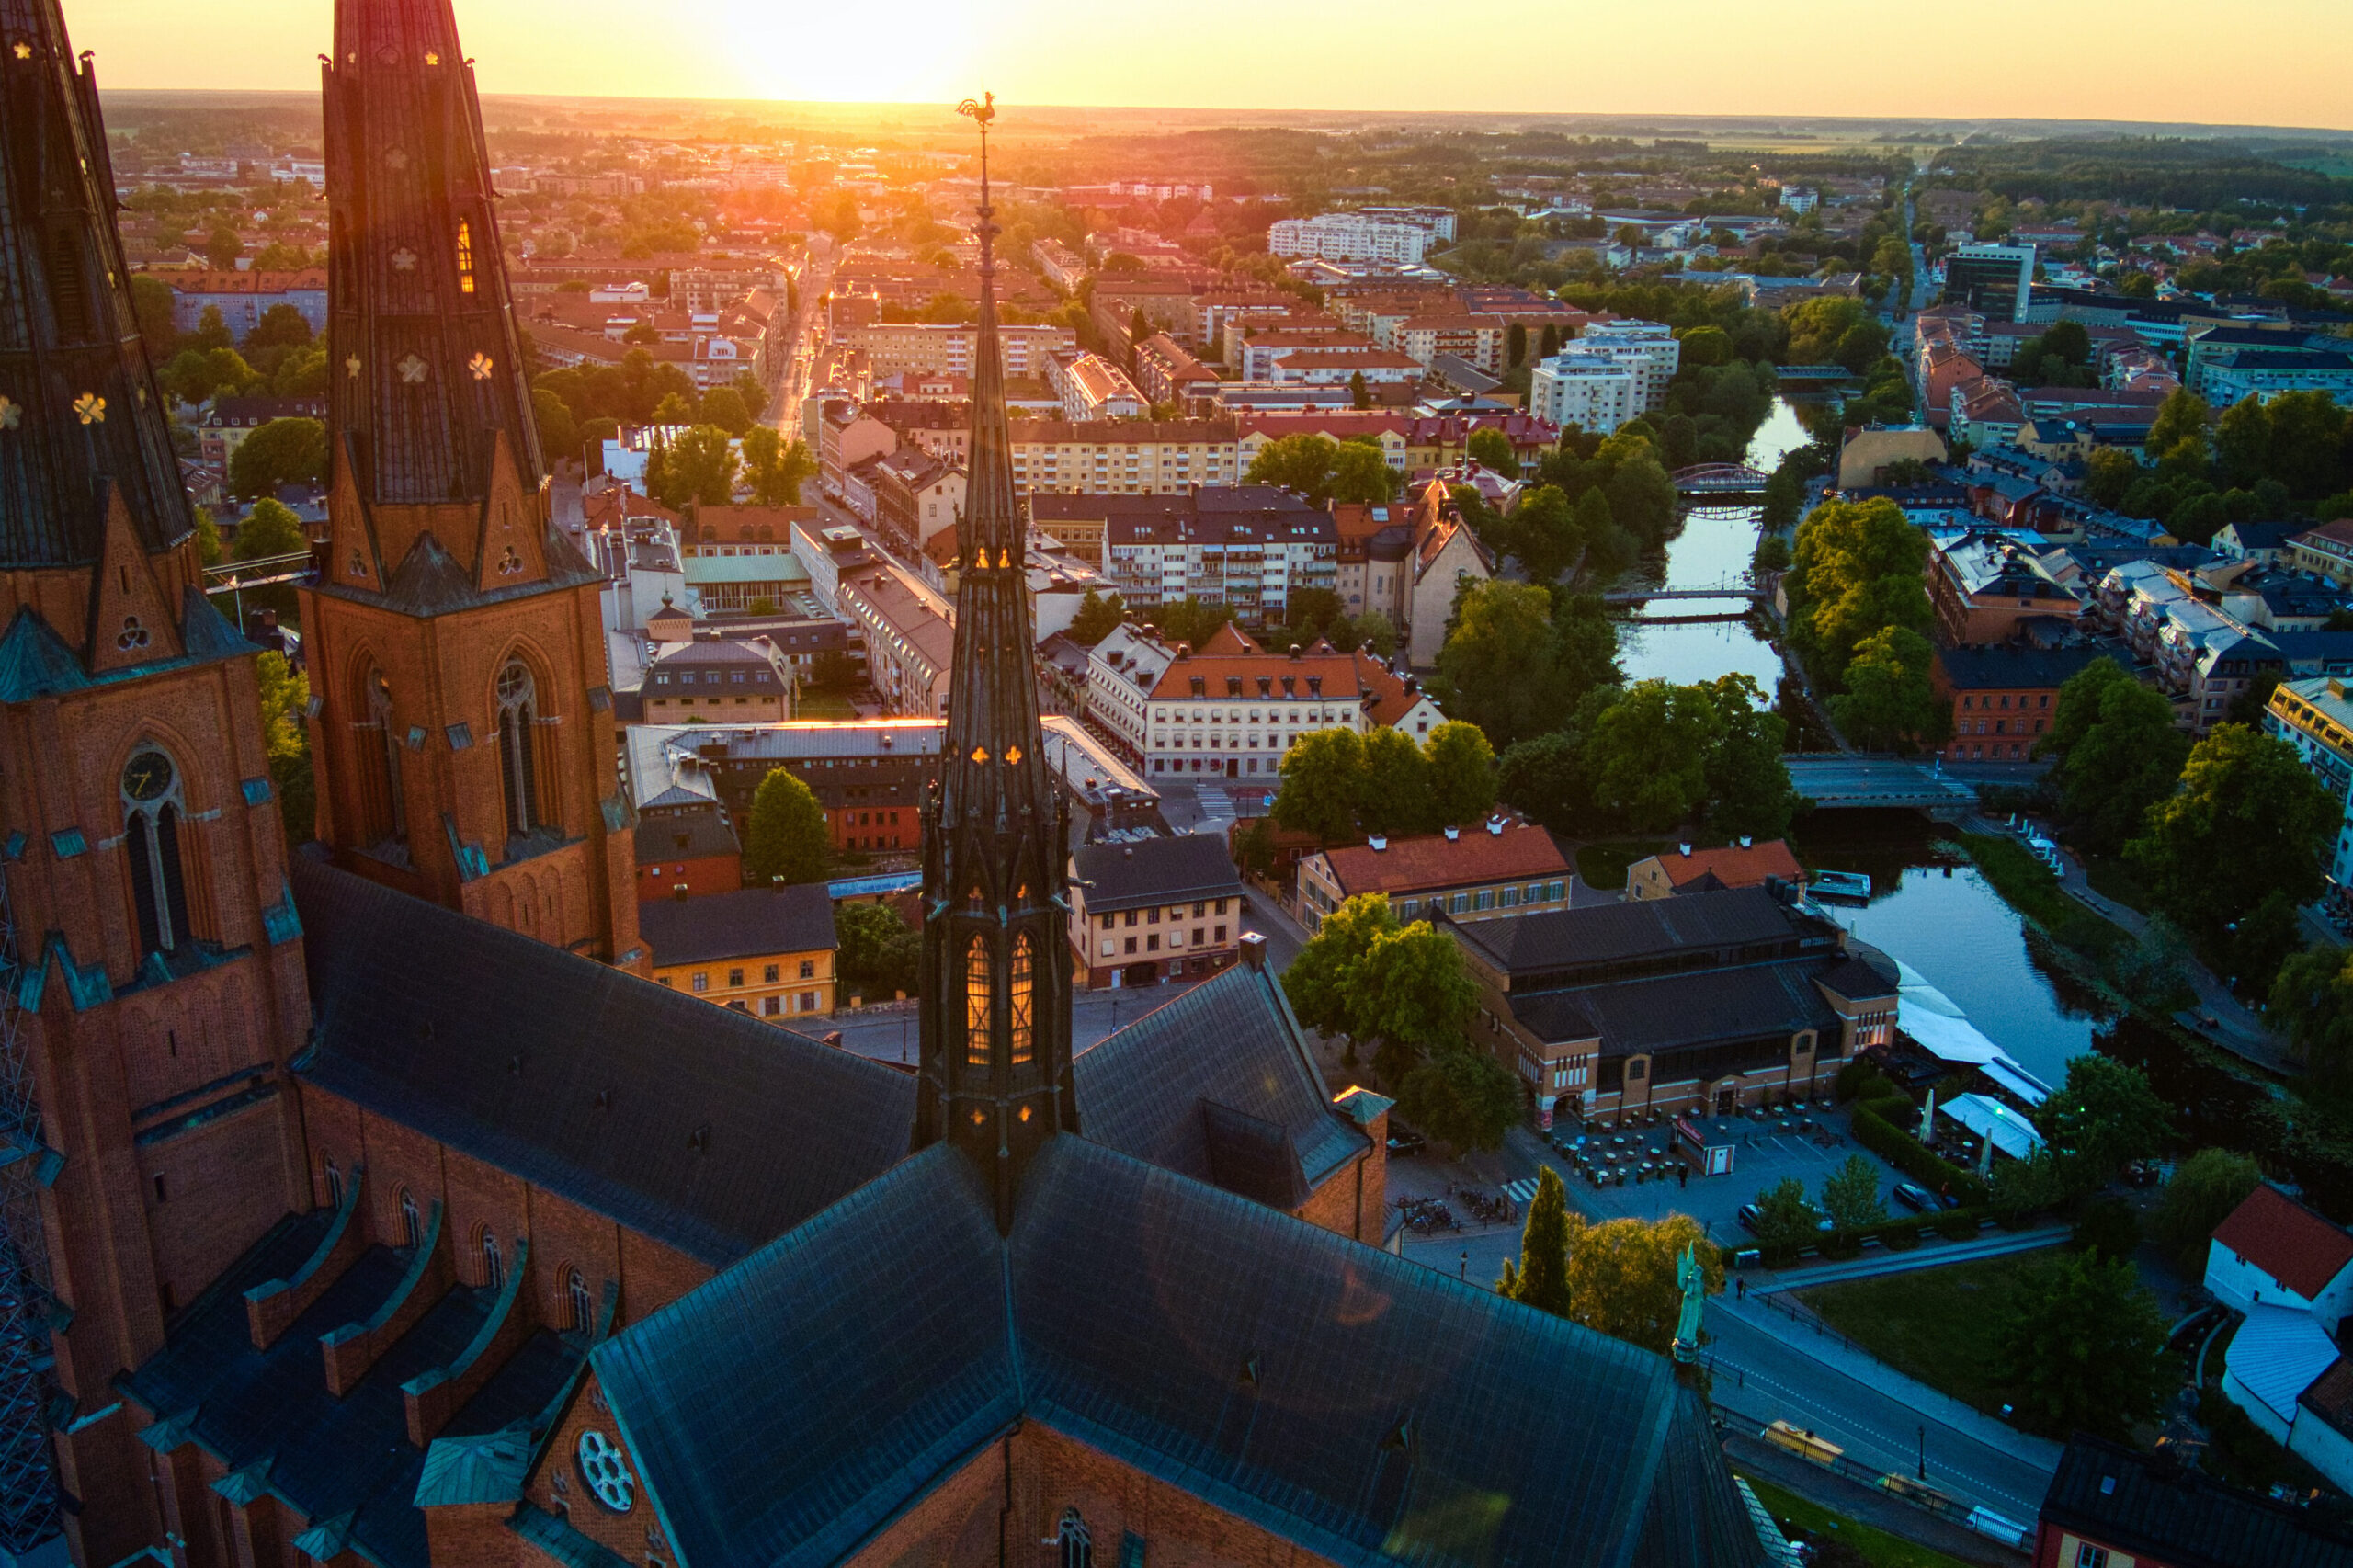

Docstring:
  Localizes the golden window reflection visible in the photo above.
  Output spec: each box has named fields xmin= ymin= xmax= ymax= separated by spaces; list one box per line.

xmin=1009 ymin=936 xmax=1034 ymax=1065
xmin=964 ymin=935 xmax=992 ymax=1067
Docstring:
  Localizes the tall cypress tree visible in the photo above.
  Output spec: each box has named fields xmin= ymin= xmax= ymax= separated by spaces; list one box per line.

xmin=1501 ymin=1166 xmax=1575 ymax=1318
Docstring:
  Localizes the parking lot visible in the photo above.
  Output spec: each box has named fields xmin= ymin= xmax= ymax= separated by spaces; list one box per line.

xmin=1527 ymin=1103 xmax=1918 ymax=1244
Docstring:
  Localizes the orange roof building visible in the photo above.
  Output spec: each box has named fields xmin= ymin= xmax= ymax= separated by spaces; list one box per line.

xmin=1299 ymin=821 xmax=1573 ymax=928
xmin=1625 ymin=840 xmax=1804 ymax=901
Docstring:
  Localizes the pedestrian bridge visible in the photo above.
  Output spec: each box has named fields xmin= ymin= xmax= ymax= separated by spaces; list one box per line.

xmin=1784 ymin=754 xmax=1976 ymax=816
xmin=1672 ymin=463 xmax=1769 ymax=496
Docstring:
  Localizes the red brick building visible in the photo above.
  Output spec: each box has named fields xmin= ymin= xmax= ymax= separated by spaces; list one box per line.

xmin=1932 ymin=645 xmax=2107 ymax=764
xmin=632 ymin=802 xmax=742 ymax=898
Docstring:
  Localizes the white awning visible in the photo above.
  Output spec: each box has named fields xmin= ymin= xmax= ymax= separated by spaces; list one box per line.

xmin=1938 ymin=1093 xmax=2045 ymax=1161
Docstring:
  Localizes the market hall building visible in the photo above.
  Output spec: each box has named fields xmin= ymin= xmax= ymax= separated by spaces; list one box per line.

xmin=0 ymin=4 xmax=1771 ymax=1565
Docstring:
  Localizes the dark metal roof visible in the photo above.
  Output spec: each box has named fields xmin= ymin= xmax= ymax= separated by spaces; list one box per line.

xmin=1454 ymin=887 xmax=1816 ymax=973
xmin=1934 ymin=643 xmax=2107 ymax=691
xmin=633 ymin=803 xmax=740 ymax=865
xmin=636 ymin=883 xmax=836 ymax=968
xmin=2038 ymin=1434 xmax=2353 ymax=1568
xmin=290 ymin=856 xmax=914 ymax=1267
xmin=1074 ymin=960 xmax=1366 ymax=1195
xmin=0 ymin=0 xmax=196 ymax=566
xmin=1508 ymin=961 xmax=1841 ymax=1057
xmin=1073 ymin=833 xmax=1245 ymax=912
xmin=595 ymin=1137 xmax=1758 ymax=1568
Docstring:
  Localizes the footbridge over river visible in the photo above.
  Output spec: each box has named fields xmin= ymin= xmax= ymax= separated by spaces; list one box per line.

xmin=1783 ymin=754 xmax=1977 ymax=817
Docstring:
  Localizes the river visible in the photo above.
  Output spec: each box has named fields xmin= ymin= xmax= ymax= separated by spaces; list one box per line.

xmin=1613 ymin=397 xmax=1816 ymax=690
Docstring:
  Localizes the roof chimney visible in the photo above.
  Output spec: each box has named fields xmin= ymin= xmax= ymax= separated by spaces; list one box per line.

xmin=1486 ymin=817 xmax=1504 ymax=835
xmin=672 ymin=884 xmax=688 ymax=901
xmin=1739 ymin=835 xmax=1753 ymax=849
xmin=1679 ymin=843 xmax=1693 ymax=858
xmin=1370 ymin=835 xmax=1388 ymax=851
xmin=1289 ymin=643 xmax=1303 ymax=661
xmin=1442 ymin=825 xmax=1459 ymax=841
xmin=1239 ymin=931 xmax=1268 ymax=971
xmin=1176 ymin=642 xmax=1191 ymax=660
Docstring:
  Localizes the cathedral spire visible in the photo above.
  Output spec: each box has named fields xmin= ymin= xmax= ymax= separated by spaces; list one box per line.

xmin=323 ymin=0 xmax=542 ymax=507
xmin=914 ymin=95 xmax=1077 ymax=1229
xmin=0 ymin=0 xmax=193 ymax=567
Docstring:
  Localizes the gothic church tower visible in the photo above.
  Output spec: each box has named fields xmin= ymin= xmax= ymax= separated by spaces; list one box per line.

xmin=300 ymin=0 xmax=642 ymax=968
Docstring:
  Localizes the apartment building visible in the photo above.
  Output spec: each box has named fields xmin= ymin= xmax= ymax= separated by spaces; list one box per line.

xmin=1051 ymin=352 xmax=1148 ymax=420
xmin=1529 ymin=354 xmax=1640 ymax=433
xmin=1570 ymin=321 xmax=1681 ymax=410
xmin=1068 ymin=835 xmax=1248 ymax=989
xmin=841 ymin=318 xmax=1075 ymax=378
xmin=1007 ymin=417 xmax=1241 ymax=494
xmin=1134 ymin=333 xmax=1222 ymax=413
xmin=870 ymin=446 xmax=966 ymax=554
xmin=641 ymin=633 xmax=798 ymax=724
xmin=2269 ymin=677 xmax=2353 ymax=889
xmin=1268 ymin=213 xmax=1437 ymax=266
xmin=837 ymin=561 xmax=956 ymax=716
xmin=641 ymin=884 xmax=838 ymax=1019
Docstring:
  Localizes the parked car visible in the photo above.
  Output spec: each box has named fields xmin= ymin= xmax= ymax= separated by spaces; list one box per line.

xmin=1386 ymin=1124 xmax=1427 ymax=1157
xmin=1738 ymin=1203 xmax=1763 ymax=1233
xmin=1893 ymin=1182 xmax=1933 ymax=1212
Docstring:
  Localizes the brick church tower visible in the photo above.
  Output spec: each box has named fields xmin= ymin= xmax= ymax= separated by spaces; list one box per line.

xmin=0 ymin=6 xmax=314 ymax=1560
xmin=299 ymin=0 xmax=642 ymax=968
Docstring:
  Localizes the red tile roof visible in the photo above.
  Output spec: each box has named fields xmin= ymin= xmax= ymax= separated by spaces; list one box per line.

xmin=1644 ymin=840 xmax=1803 ymax=892
xmin=1319 ymin=822 xmax=1569 ymax=897
xmin=2213 ymin=1186 xmax=2353 ymax=1298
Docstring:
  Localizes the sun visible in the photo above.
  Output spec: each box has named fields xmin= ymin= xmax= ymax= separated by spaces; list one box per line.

xmin=717 ymin=0 xmax=983 ymax=103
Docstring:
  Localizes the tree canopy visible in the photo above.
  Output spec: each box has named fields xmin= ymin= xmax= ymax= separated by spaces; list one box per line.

xmin=743 ymin=767 xmax=831 ymax=886
xmin=227 ymin=417 xmax=328 ymax=500
xmin=1995 ymin=1251 xmax=2170 ymax=1440
xmin=1432 ymin=583 xmax=1620 ymax=754
xmin=1786 ymin=497 xmax=1932 ymax=688
xmin=2038 ymin=657 xmax=2190 ymax=854
xmin=646 ymin=425 xmax=740 ymax=510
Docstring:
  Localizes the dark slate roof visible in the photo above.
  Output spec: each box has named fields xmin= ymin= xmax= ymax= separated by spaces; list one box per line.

xmin=1508 ymin=961 xmax=1841 ymax=1057
xmin=1073 ymin=832 xmax=1245 ymax=913
xmin=121 ymin=1221 xmax=581 ymax=1568
xmin=1452 ymin=886 xmax=1814 ymax=973
xmin=1817 ymin=950 xmax=1899 ymax=1004
xmin=2038 ymin=1434 xmax=2353 ymax=1568
xmin=636 ymin=883 xmax=836 ymax=967
xmin=290 ymin=857 xmax=912 ymax=1267
xmin=1074 ymin=960 xmax=1366 ymax=1195
xmin=633 ymin=802 xmax=740 ymax=864
xmin=597 ymin=1136 xmax=1759 ymax=1568
xmin=1935 ymin=643 xmax=2108 ymax=691
xmin=594 ymin=1144 xmax=1017 ymax=1568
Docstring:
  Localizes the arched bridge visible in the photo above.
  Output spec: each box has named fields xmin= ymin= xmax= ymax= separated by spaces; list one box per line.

xmin=1672 ymin=463 xmax=1769 ymax=496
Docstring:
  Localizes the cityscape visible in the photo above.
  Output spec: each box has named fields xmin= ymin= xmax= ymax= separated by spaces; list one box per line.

xmin=0 ymin=2 xmax=2351 ymax=1567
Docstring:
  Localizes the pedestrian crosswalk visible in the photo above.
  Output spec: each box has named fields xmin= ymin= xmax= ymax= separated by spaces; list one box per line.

xmin=1192 ymin=790 xmax=1236 ymax=830
xmin=1503 ymin=1178 xmax=1540 ymax=1206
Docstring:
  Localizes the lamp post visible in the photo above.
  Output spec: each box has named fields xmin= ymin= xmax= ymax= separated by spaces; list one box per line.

xmin=1917 ymin=1424 xmax=1926 ymax=1481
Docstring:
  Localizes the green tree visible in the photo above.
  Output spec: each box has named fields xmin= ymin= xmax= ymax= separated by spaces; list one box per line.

xmin=1829 ymin=625 xmax=1942 ymax=751
xmin=1583 ymin=679 xmax=1723 ymax=832
xmin=2036 ymin=1055 xmax=2171 ymax=1198
xmin=731 ymin=370 xmax=770 ymax=424
xmin=1788 ymin=498 xmax=1932 ymax=687
xmin=2215 ymin=395 xmax=2272 ymax=490
xmin=159 ymin=345 xmax=260 ymax=406
xmin=193 ymin=506 xmax=223 ymax=568
xmin=233 ymin=497 xmax=309 ymax=561
xmin=2083 ymin=448 xmax=2140 ymax=508
xmin=1995 ymin=1251 xmax=2169 ymax=1440
xmin=2264 ymin=389 xmax=2352 ymax=500
xmin=1328 ymin=439 xmax=1400 ymax=505
xmin=206 ymin=224 xmax=242 ymax=270
xmin=1433 ymin=582 xmax=1620 ymax=753
xmin=2150 ymin=1149 xmax=2264 ymax=1273
xmin=1358 ymin=727 xmax=1433 ymax=838
xmin=2043 ymin=661 xmax=2190 ymax=853
xmin=130 ymin=273 xmax=177 ymax=360
xmin=742 ymin=427 xmax=817 ymax=506
xmin=1820 ymin=1153 xmax=1887 ymax=1231
xmin=1281 ymin=893 xmax=1397 ymax=1046
xmin=255 ymin=649 xmax=313 ymax=848
xmin=532 ymin=388 xmax=581 ymax=466
xmin=696 ymin=386 xmax=754 ymax=437
xmin=241 ymin=302 xmax=313 ymax=356
xmin=1563 ymin=1215 xmax=1722 ymax=1357
xmin=1353 ymin=608 xmax=1398 ymax=659
xmin=1753 ymin=1176 xmax=1823 ymax=1255
xmin=1272 ymin=727 xmax=1366 ymax=845
xmin=1066 ymin=588 xmax=1128 ymax=645
xmin=1499 ymin=1166 xmax=1578 ymax=1317
xmin=2145 ymin=387 xmax=2211 ymax=466
xmin=1467 ymin=426 xmax=1518 ymax=475
xmin=186 ymin=304 xmax=233 ymax=353
xmin=1508 ymin=484 xmax=1581 ymax=585
xmin=1396 ymin=1046 xmax=1522 ymax=1153
xmin=743 ymin=767 xmax=831 ymax=886
xmin=2072 ymin=1195 xmax=2141 ymax=1261
xmin=272 ymin=345 xmax=329 ymax=397
xmin=835 ymin=901 xmax=922 ymax=1000
xmin=1244 ymin=433 xmax=1338 ymax=501
xmin=1358 ymin=920 xmax=1479 ymax=1054
xmin=1571 ymin=485 xmax=1634 ymax=579
xmin=2272 ymin=944 xmax=2353 ymax=1085
xmin=1424 ymin=722 xmax=1497 ymax=828
xmin=1603 ymin=450 xmax=1677 ymax=544
xmin=1702 ymin=674 xmax=1796 ymax=839
xmin=650 ymin=425 xmax=740 ymax=509
xmin=1677 ymin=325 xmax=1732 ymax=367
xmin=2129 ymin=722 xmax=2336 ymax=966
xmin=1347 ymin=369 xmax=1370 ymax=411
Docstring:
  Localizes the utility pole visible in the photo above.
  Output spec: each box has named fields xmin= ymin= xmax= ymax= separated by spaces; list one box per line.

xmin=1917 ymin=1424 xmax=1926 ymax=1481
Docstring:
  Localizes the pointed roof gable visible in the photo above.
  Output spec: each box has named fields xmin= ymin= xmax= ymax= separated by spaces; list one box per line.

xmin=0 ymin=1 xmax=196 ymax=567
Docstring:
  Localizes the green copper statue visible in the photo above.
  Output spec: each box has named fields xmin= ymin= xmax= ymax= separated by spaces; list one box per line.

xmin=1671 ymin=1243 xmax=1704 ymax=1365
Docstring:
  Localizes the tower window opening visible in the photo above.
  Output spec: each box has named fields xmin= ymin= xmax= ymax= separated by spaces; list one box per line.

xmin=963 ymin=934 xmax=992 ymax=1067
xmin=362 ymin=668 xmax=407 ymax=845
xmin=121 ymin=749 xmax=191 ymax=957
xmin=1009 ymin=935 xmax=1034 ymax=1065
xmin=496 ymin=660 xmax=541 ymax=843
xmin=456 ymin=220 xmax=477 ymax=293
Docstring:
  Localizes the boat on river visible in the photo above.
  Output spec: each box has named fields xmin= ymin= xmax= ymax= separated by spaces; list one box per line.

xmin=1808 ymin=869 xmax=1872 ymax=903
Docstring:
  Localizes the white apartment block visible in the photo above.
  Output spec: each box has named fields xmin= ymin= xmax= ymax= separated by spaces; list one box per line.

xmin=1528 ymin=357 xmax=1640 ymax=434
xmin=1007 ymin=420 xmax=1240 ymax=494
xmin=844 ymin=321 xmax=1077 ymax=379
xmin=1570 ymin=321 xmax=1680 ymax=411
xmin=1049 ymin=353 xmax=1148 ymax=422
xmin=1267 ymin=213 xmax=1435 ymax=267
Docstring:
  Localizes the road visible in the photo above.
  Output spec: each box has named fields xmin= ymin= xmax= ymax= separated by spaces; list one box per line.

xmin=773 ymin=237 xmax=835 ymax=438
xmin=1702 ymin=1301 xmax=2059 ymax=1526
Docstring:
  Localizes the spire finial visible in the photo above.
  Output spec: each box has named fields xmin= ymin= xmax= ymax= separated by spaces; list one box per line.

xmin=957 ymin=92 xmax=998 ymax=267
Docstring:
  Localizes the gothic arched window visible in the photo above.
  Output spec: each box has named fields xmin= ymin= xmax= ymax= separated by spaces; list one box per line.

xmin=1009 ymin=936 xmax=1035 ymax=1065
xmin=121 ymin=748 xmax=191 ymax=958
xmin=324 ymin=1160 xmax=344 ymax=1210
xmin=566 ymin=1267 xmax=593 ymax=1332
xmin=1057 ymin=1510 xmax=1091 ymax=1568
xmin=455 ymin=219 xmax=477 ymax=294
xmin=480 ymin=1230 xmax=504 ymax=1290
xmin=399 ymin=1187 xmax=422 ymax=1249
xmin=361 ymin=666 xmax=406 ymax=844
xmin=963 ymin=934 xmax=992 ymax=1068
xmin=495 ymin=660 xmax=541 ymax=842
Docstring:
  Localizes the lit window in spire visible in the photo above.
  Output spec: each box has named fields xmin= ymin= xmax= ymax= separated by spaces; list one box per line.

xmin=456 ymin=220 xmax=477 ymax=294
xmin=964 ymin=935 xmax=993 ymax=1067
xmin=1009 ymin=936 xmax=1034 ymax=1065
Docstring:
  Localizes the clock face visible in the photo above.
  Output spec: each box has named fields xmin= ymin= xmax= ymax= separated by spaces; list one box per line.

xmin=124 ymin=752 xmax=175 ymax=803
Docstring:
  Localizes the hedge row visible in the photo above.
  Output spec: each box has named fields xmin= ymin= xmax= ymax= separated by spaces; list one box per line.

xmin=1850 ymin=1094 xmax=1991 ymax=1208
xmin=1748 ymin=1203 xmax=2009 ymax=1267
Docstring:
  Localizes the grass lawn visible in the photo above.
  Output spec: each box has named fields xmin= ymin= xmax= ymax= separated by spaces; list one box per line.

xmin=794 ymin=690 xmax=859 ymax=721
xmin=1575 ymin=839 xmax=1667 ymax=892
xmin=2081 ymin=851 xmax=2152 ymax=915
xmin=1795 ymin=1254 xmax=2047 ymax=1417
xmin=1735 ymin=1472 xmax=1977 ymax=1568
